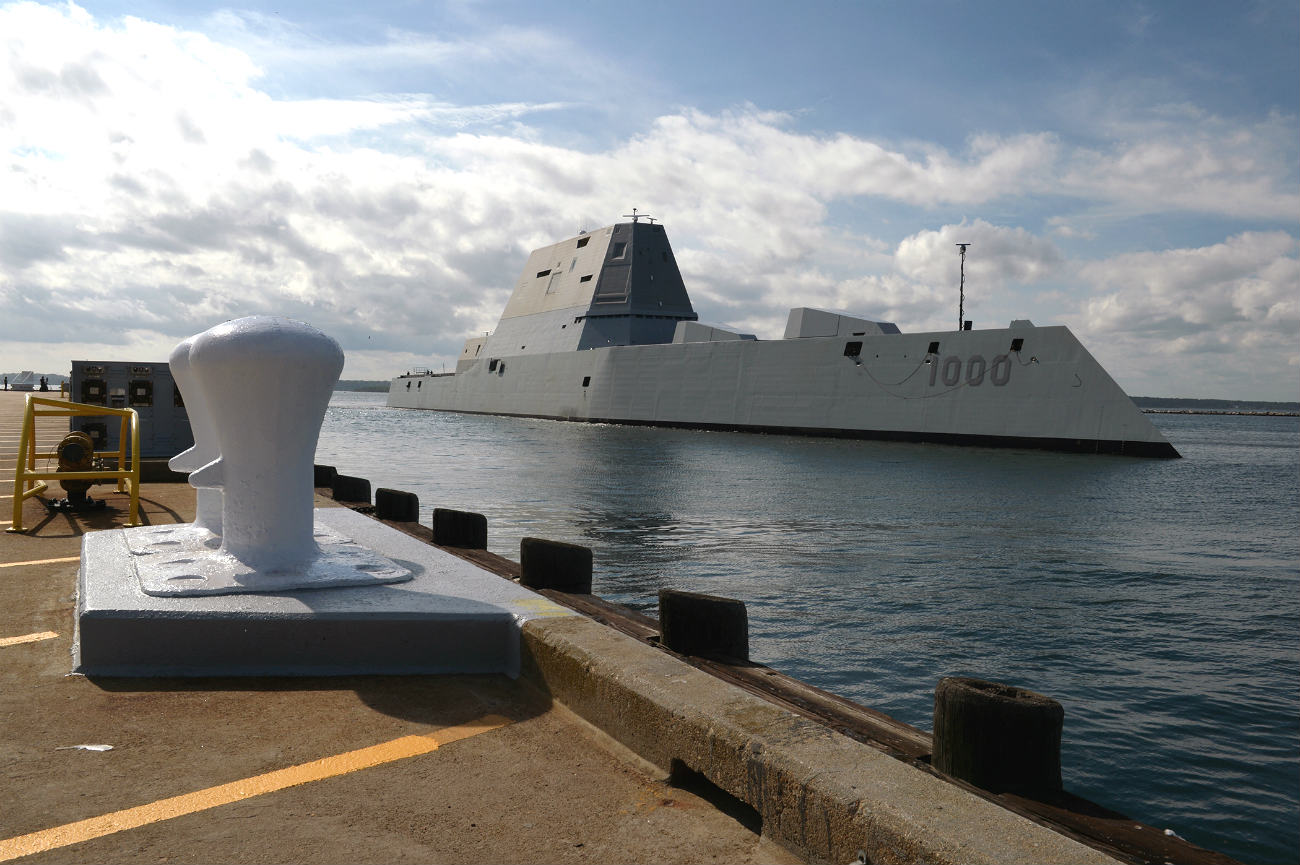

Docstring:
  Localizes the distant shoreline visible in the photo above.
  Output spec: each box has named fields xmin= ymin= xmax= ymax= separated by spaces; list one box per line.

xmin=334 ymin=380 xmax=390 ymax=393
xmin=1132 ymin=396 xmax=1300 ymax=416
xmin=1142 ymin=409 xmax=1299 ymax=417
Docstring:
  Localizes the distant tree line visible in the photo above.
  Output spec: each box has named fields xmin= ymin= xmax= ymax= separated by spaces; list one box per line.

xmin=334 ymin=380 xmax=390 ymax=392
xmin=1133 ymin=396 xmax=1299 ymax=413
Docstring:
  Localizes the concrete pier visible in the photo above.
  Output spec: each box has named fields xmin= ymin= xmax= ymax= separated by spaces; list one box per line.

xmin=1 ymin=390 xmax=1236 ymax=864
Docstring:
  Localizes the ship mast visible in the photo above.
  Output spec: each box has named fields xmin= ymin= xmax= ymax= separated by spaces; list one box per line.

xmin=955 ymin=242 xmax=971 ymax=331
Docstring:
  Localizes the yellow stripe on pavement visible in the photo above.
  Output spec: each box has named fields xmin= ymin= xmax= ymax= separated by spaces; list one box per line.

xmin=0 ymin=715 xmax=511 ymax=861
xmin=0 ymin=557 xmax=82 ymax=569
xmin=0 ymin=631 xmax=59 ymax=647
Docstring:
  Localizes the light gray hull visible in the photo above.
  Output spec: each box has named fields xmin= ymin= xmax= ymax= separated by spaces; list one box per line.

xmin=389 ymin=324 xmax=1178 ymax=457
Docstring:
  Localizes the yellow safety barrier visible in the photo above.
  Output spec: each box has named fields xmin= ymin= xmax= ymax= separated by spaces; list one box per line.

xmin=6 ymin=395 xmax=141 ymax=533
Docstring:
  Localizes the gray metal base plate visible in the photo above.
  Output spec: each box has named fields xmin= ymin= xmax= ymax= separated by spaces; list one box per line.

xmin=128 ymin=522 xmax=411 ymax=596
xmin=74 ymin=508 xmax=574 ymax=677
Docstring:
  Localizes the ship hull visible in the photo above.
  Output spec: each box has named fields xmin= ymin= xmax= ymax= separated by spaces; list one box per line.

xmin=389 ymin=325 xmax=1179 ymax=458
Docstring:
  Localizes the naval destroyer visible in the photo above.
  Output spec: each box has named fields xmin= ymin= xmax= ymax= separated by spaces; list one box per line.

xmin=389 ymin=217 xmax=1179 ymax=458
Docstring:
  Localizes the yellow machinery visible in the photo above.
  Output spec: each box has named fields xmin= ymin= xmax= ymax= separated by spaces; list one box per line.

xmin=7 ymin=395 xmax=141 ymax=533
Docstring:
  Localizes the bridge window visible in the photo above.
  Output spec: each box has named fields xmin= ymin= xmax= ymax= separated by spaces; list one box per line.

xmin=610 ymin=241 xmax=626 ymax=259
xmin=576 ymin=236 xmax=589 ymax=248
xmin=843 ymin=341 xmax=863 ymax=357
xmin=536 ymin=269 xmax=551 ymax=278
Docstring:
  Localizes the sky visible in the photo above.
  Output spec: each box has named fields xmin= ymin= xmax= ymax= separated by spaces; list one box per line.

xmin=1 ymin=0 xmax=1297 ymax=400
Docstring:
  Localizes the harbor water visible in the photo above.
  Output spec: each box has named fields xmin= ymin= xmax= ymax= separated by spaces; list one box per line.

xmin=317 ymin=392 xmax=1299 ymax=864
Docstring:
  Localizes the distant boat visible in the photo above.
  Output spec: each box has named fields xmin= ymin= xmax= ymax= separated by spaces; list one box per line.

xmin=389 ymin=218 xmax=1179 ymax=458
xmin=10 ymin=370 xmax=37 ymax=392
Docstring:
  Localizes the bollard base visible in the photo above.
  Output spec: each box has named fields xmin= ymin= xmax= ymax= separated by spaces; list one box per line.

xmin=74 ymin=508 xmax=574 ymax=677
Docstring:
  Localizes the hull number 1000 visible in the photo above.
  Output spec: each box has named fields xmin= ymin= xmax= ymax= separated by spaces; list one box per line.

xmin=929 ymin=354 xmax=1012 ymax=388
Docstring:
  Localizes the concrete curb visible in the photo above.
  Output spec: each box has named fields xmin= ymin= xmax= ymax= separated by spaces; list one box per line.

xmin=521 ymin=616 xmax=1119 ymax=865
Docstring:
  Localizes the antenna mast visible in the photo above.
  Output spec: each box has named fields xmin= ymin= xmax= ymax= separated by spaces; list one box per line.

xmin=955 ymin=243 xmax=971 ymax=330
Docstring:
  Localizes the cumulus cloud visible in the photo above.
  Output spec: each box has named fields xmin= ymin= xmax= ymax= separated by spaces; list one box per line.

xmin=895 ymin=220 xmax=1064 ymax=290
xmin=1075 ymin=232 xmax=1299 ymax=336
xmin=0 ymin=2 xmax=1296 ymax=401
xmin=1061 ymin=120 xmax=1300 ymax=220
xmin=1067 ymin=232 xmax=1300 ymax=398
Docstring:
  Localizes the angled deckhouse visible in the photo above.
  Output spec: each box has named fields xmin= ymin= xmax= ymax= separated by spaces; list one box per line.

xmin=456 ymin=218 xmax=700 ymax=368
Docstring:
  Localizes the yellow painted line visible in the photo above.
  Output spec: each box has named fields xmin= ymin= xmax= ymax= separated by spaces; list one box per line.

xmin=0 ymin=714 xmax=511 ymax=861
xmin=0 ymin=631 xmax=59 ymax=647
xmin=0 ymin=556 xmax=82 ymax=569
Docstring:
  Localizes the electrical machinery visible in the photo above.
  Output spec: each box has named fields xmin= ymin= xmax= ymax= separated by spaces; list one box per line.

xmin=67 ymin=361 xmax=194 ymax=459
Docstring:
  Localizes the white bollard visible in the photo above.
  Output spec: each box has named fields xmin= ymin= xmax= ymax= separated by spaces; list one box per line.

xmin=187 ymin=316 xmax=341 ymax=571
xmin=130 ymin=315 xmax=409 ymax=596
xmin=167 ymin=335 xmax=222 ymax=537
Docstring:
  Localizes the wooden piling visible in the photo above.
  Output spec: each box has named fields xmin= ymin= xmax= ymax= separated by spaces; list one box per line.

xmin=658 ymin=589 xmax=749 ymax=661
xmin=519 ymin=538 xmax=592 ymax=593
xmin=433 ymin=508 xmax=488 ymax=549
xmin=375 ymin=488 xmax=419 ymax=522
xmin=331 ymin=473 xmax=371 ymax=505
xmin=932 ymin=676 xmax=1064 ymax=796
xmin=313 ymin=464 xmax=337 ymax=488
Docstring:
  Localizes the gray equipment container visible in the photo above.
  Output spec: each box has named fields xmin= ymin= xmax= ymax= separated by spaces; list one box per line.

xmin=68 ymin=361 xmax=194 ymax=459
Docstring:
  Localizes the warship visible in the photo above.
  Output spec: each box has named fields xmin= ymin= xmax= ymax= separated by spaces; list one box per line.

xmin=389 ymin=217 xmax=1178 ymax=458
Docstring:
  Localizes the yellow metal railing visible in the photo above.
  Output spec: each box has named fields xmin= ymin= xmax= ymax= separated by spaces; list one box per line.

xmin=7 ymin=395 xmax=141 ymax=533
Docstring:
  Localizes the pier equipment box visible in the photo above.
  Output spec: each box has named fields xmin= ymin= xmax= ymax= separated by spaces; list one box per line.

xmin=68 ymin=360 xmax=194 ymax=459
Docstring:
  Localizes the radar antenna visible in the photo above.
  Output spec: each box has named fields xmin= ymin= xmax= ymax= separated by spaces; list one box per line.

xmin=955 ymin=243 xmax=971 ymax=331
xmin=622 ymin=208 xmax=656 ymax=224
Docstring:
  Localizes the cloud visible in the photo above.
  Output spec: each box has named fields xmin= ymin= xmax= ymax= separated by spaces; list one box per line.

xmin=895 ymin=220 xmax=1064 ymax=290
xmin=1 ymin=2 xmax=1296 ymax=401
xmin=1060 ymin=110 xmax=1300 ymax=219
xmin=609 ymin=110 xmax=1062 ymax=211
xmin=1066 ymin=232 xmax=1300 ymax=398
xmin=1075 ymin=231 xmax=1299 ymax=334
